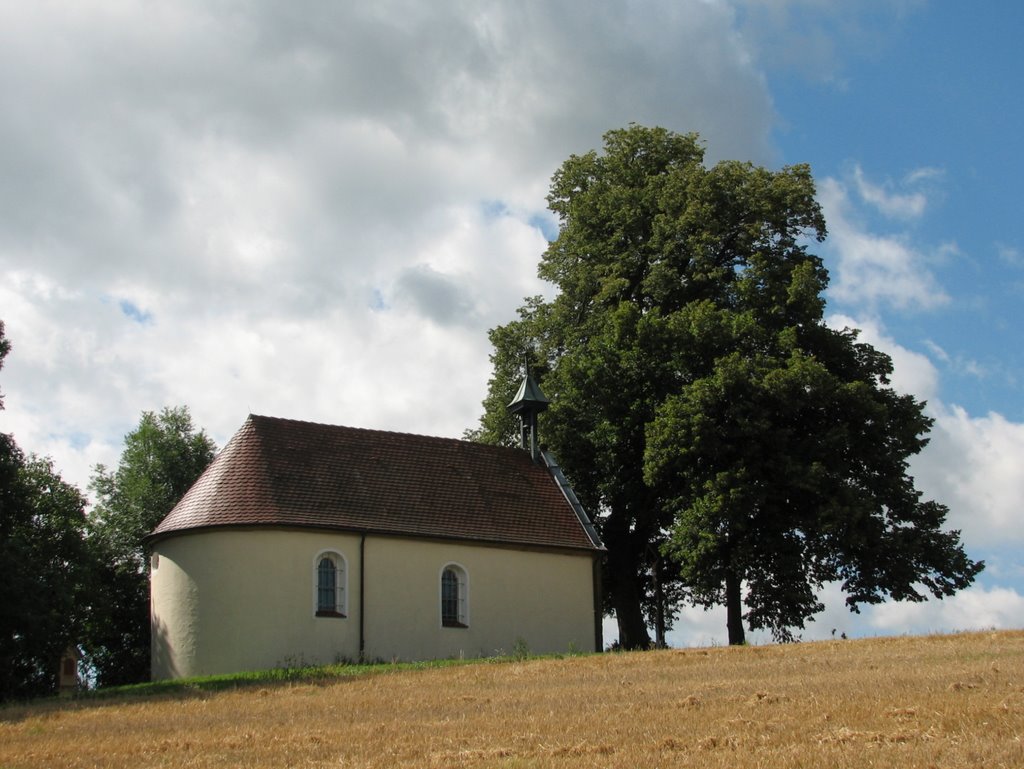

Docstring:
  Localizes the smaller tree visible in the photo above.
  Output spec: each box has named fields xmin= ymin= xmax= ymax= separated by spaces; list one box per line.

xmin=86 ymin=406 xmax=215 ymax=685
xmin=0 ymin=320 xmax=9 ymax=408
xmin=644 ymin=296 xmax=984 ymax=644
xmin=0 ymin=455 xmax=97 ymax=699
xmin=0 ymin=323 xmax=98 ymax=699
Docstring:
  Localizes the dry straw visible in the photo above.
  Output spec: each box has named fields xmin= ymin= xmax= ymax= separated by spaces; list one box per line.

xmin=2 ymin=630 xmax=1022 ymax=768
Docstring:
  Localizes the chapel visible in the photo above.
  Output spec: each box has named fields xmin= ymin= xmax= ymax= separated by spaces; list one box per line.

xmin=148 ymin=375 xmax=604 ymax=679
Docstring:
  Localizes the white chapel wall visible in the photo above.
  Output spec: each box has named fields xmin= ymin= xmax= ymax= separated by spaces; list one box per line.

xmin=362 ymin=537 xmax=596 ymax=661
xmin=151 ymin=528 xmax=598 ymax=681
xmin=151 ymin=529 xmax=363 ymax=680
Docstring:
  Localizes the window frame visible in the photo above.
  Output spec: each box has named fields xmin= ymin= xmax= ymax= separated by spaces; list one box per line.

xmin=440 ymin=562 xmax=469 ymax=628
xmin=314 ymin=550 xmax=348 ymax=618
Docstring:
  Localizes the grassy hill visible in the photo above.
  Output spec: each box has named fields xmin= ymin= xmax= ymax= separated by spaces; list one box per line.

xmin=2 ymin=630 xmax=1022 ymax=768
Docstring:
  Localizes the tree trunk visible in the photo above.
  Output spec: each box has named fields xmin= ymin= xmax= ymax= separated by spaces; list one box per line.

xmin=613 ymin=576 xmax=651 ymax=649
xmin=607 ymin=539 xmax=651 ymax=650
xmin=653 ymin=555 xmax=666 ymax=648
xmin=599 ymin=496 xmax=654 ymax=650
xmin=725 ymin=568 xmax=745 ymax=646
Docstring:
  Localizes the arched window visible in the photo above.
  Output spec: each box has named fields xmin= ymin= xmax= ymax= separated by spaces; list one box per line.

xmin=315 ymin=551 xmax=347 ymax=618
xmin=440 ymin=563 xmax=468 ymax=628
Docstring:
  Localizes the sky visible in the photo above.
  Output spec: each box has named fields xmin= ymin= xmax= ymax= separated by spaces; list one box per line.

xmin=1 ymin=0 xmax=1021 ymax=647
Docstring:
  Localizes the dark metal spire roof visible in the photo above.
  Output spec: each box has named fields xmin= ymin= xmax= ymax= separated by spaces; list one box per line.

xmin=508 ymin=373 xmax=550 ymax=414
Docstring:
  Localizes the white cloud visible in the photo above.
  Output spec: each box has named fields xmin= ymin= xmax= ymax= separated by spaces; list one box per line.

xmin=923 ymin=339 xmax=951 ymax=364
xmin=903 ymin=166 xmax=944 ymax=186
xmin=852 ymin=165 xmax=929 ymax=219
xmin=731 ymin=0 xmax=926 ymax=84
xmin=913 ymin=405 xmax=1024 ymax=549
xmin=819 ymin=174 xmax=950 ymax=311
xmin=923 ymin=340 xmax=990 ymax=382
xmin=997 ymin=242 xmax=1023 ymax=268
xmin=0 ymin=0 xmax=781 ymax=494
xmin=818 ymin=582 xmax=1024 ymax=641
xmin=868 ymin=585 xmax=1024 ymax=636
xmin=659 ymin=579 xmax=1024 ymax=648
xmin=825 ymin=312 xmax=1024 ymax=552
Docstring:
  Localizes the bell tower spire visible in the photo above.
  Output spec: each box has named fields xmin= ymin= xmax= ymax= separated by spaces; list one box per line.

xmin=507 ymin=361 xmax=549 ymax=463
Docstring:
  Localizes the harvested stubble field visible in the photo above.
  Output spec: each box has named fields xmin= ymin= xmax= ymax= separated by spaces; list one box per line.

xmin=2 ymin=631 xmax=1023 ymax=769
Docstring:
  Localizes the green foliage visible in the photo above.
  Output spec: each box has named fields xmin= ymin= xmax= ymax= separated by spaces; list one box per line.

xmin=86 ymin=406 xmax=216 ymax=685
xmin=2 ymin=456 xmax=96 ymax=700
xmin=89 ymin=407 xmax=216 ymax=574
xmin=645 ymin=335 xmax=982 ymax=642
xmin=0 ymin=320 xmax=9 ymax=409
xmin=0 ymin=322 xmax=98 ymax=700
xmin=473 ymin=125 xmax=981 ymax=646
xmin=512 ymin=638 xmax=531 ymax=660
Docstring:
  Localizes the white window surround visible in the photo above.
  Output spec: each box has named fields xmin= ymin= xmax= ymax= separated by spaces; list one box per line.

xmin=314 ymin=550 xmax=348 ymax=618
xmin=440 ymin=562 xmax=469 ymax=628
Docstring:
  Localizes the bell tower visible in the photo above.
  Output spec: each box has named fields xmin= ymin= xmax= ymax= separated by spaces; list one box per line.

xmin=507 ymin=368 xmax=549 ymax=463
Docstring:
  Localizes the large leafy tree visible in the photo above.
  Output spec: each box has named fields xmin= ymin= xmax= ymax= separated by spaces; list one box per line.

xmin=0 ymin=322 xmax=98 ymax=699
xmin=87 ymin=406 xmax=216 ymax=684
xmin=0 ymin=455 xmax=97 ymax=699
xmin=473 ymin=125 xmax=982 ymax=647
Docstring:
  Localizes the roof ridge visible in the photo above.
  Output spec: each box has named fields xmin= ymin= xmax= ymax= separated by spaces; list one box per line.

xmin=248 ymin=414 xmax=525 ymax=456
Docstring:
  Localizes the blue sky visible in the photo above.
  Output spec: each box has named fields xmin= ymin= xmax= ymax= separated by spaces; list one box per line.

xmin=775 ymin=3 xmax=1024 ymax=422
xmin=1 ymin=0 xmax=1021 ymax=646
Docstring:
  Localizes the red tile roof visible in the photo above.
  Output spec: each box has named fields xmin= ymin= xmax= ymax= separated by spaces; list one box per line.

xmin=150 ymin=415 xmax=602 ymax=552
